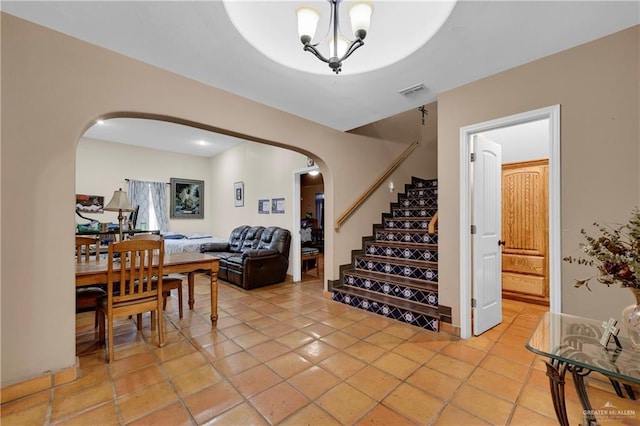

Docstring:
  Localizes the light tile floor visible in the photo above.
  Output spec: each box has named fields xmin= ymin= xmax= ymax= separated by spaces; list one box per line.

xmin=2 ymin=271 xmax=639 ymax=425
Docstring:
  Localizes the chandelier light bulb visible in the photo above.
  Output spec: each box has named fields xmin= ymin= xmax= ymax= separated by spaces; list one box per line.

xmin=349 ymin=2 xmax=373 ymax=39
xmin=329 ymin=36 xmax=349 ymax=58
xmin=296 ymin=7 xmax=320 ymax=44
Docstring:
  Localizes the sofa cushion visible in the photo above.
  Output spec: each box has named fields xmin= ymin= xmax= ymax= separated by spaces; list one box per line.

xmin=258 ymin=226 xmax=291 ymax=258
xmin=240 ymin=226 xmax=264 ymax=252
xmin=228 ymin=225 xmax=250 ymax=253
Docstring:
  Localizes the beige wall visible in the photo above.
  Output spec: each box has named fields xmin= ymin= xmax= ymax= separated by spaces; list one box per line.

xmin=0 ymin=14 xmax=409 ymax=385
xmin=76 ymin=138 xmax=213 ymax=235
xmin=208 ymin=141 xmax=308 ymax=272
xmin=438 ymin=26 xmax=640 ymax=326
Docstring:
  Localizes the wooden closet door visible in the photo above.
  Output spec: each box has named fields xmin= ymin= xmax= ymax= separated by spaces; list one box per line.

xmin=502 ymin=159 xmax=549 ymax=305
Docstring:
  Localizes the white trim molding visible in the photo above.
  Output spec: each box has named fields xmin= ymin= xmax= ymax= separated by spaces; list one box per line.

xmin=459 ymin=105 xmax=561 ymax=339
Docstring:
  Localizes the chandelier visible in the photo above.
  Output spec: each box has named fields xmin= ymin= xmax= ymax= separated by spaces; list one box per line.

xmin=296 ymin=1 xmax=373 ymax=74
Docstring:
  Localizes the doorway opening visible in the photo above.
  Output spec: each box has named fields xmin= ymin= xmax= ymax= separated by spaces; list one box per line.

xmin=292 ymin=166 xmax=323 ymax=282
xmin=459 ymin=105 xmax=561 ymax=339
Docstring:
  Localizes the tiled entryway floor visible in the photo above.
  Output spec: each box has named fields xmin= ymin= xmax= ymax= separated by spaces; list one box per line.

xmin=2 ymin=274 xmax=639 ymax=425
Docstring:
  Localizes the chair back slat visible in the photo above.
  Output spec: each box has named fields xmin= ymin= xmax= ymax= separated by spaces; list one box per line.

xmin=76 ymin=236 xmax=100 ymax=263
xmin=107 ymin=239 xmax=164 ymax=306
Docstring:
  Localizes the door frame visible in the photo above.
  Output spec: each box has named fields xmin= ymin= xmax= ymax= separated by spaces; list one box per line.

xmin=292 ymin=165 xmax=320 ymax=282
xmin=459 ymin=105 xmax=561 ymax=339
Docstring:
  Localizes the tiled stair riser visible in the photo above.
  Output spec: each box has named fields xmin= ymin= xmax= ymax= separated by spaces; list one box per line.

xmin=354 ymin=257 xmax=439 ymax=282
xmin=392 ymin=207 xmax=437 ymax=218
xmin=342 ymin=274 xmax=438 ymax=307
xmin=376 ymin=230 xmax=438 ymax=245
xmin=364 ymin=242 xmax=438 ymax=263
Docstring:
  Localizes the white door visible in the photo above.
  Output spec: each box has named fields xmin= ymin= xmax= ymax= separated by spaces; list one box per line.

xmin=472 ymin=135 xmax=503 ymax=335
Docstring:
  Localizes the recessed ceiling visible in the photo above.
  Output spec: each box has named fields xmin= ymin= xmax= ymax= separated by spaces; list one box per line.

xmin=223 ymin=0 xmax=457 ymax=75
xmin=2 ymin=1 xmax=638 ymax=155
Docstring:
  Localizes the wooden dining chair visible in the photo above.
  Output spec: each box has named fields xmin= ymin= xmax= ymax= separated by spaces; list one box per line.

xmin=130 ymin=234 xmax=184 ymax=318
xmin=75 ymin=236 xmax=107 ymax=327
xmin=97 ymin=238 xmax=166 ymax=363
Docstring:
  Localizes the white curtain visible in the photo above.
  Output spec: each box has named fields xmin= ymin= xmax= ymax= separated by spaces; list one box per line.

xmin=128 ymin=180 xmax=169 ymax=233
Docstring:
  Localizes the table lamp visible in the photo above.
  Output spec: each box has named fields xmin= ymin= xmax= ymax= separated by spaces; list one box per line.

xmin=104 ymin=188 xmax=134 ymax=242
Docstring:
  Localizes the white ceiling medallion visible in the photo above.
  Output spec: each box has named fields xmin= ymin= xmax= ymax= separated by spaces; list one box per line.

xmin=222 ymin=1 xmax=458 ymax=75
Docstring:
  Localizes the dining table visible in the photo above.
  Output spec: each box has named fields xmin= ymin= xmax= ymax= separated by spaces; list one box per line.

xmin=75 ymin=252 xmax=220 ymax=325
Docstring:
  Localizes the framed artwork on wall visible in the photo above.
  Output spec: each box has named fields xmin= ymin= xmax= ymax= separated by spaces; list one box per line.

xmin=170 ymin=178 xmax=204 ymax=219
xmin=76 ymin=194 xmax=104 ymax=213
xmin=234 ymin=181 xmax=244 ymax=207
xmin=271 ymin=197 xmax=285 ymax=214
xmin=258 ymin=199 xmax=270 ymax=214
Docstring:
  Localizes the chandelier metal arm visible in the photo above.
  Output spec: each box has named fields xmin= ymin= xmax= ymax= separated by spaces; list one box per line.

xmin=303 ymin=44 xmax=331 ymax=64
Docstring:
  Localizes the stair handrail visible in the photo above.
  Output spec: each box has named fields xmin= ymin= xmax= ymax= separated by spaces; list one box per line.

xmin=428 ymin=211 xmax=438 ymax=234
xmin=335 ymin=141 xmax=420 ymax=230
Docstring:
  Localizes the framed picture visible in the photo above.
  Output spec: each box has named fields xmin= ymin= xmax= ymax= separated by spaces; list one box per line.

xmin=170 ymin=178 xmax=204 ymax=219
xmin=234 ymin=181 xmax=244 ymax=207
xmin=258 ymin=199 xmax=270 ymax=214
xmin=271 ymin=197 xmax=285 ymax=214
xmin=76 ymin=194 xmax=104 ymax=213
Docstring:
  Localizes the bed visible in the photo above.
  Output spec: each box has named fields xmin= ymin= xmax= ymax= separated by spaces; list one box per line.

xmin=162 ymin=232 xmax=227 ymax=254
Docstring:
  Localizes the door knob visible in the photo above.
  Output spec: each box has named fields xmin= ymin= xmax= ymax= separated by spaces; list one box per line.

xmin=498 ymin=240 xmax=506 ymax=246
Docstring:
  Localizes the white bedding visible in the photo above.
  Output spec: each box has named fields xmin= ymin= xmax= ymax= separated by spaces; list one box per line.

xmin=163 ymin=236 xmax=227 ymax=254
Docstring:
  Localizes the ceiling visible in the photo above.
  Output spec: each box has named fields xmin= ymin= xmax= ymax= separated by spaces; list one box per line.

xmin=3 ymin=1 xmax=638 ymax=156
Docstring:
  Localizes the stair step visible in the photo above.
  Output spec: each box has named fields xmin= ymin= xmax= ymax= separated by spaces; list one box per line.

xmin=397 ymin=197 xmax=438 ymax=209
xmin=364 ymin=241 xmax=438 ymax=263
xmin=354 ymin=256 xmax=439 ymax=282
xmin=405 ymin=187 xmax=438 ymax=198
xmin=411 ymin=177 xmax=438 ymax=189
xmin=343 ymin=271 xmax=438 ymax=306
xmin=333 ymin=286 xmax=439 ymax=332
xmin=376 ymin=229 xmax=438 ymax=245
xmin=392 ymin=207 xmax=438 ymax=219
xmin=384 ymin=217 xmax=434 ymax=230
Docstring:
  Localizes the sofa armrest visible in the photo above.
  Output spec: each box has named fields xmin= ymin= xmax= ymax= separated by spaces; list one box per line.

xmin=200 ymin=242 xmax=230 ymax=253
xmin=242 ymin=248 xmax=279 ymax=259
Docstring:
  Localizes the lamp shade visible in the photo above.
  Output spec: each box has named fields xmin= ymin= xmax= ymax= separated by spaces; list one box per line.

xmin=104 ymin=189 xmax=134 ymax=212
xmin=349 ymin=2 xmax=372 ymax=38
xmin=296 ymin=7 xmax=320 ymax=41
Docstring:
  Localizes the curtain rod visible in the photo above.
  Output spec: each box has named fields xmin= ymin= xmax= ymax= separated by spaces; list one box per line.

xmin=124 ymin=178 xmax=170 ymax=185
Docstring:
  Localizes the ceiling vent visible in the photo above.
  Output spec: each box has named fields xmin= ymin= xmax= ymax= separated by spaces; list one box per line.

xmin=398 ymin=83 xmax=426 ymax=96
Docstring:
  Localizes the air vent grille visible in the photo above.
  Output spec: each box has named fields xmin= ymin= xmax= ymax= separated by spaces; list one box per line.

xmin=398 ymin=83 xmax=426 ymax=96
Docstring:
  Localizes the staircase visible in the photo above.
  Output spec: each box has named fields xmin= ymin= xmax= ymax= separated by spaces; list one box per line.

xmin=332 ymin=177 xmax=440 ymax=332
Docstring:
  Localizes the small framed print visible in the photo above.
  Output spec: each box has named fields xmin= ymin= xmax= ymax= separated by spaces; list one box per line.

xmin=271 ymin=198 xmax=285 ymax=214
xmin=234 ymin=181 xmax=244 ymax=207
xmin=258 ymin=199 xmax=270 ymax=214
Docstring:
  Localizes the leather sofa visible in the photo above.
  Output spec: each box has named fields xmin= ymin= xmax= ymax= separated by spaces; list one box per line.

xmin=200 ymin=225 xmax=291 ymax=290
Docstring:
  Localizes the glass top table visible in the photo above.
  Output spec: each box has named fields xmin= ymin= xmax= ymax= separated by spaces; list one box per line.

xmin=526 ymin=312 xmax=639 ymax=426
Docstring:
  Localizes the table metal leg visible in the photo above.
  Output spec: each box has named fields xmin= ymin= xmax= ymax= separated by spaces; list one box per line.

xmin=545 ymin=358 xmax=570 ymax=426
xmin=570 ymin=366 xmax=597 ymax=426
xmin=210 ymin=271 xmax=218 ymax=326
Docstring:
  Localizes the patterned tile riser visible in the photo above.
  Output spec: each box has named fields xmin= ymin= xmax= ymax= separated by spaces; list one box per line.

xmin=391 ymin=208 xmax=437 ymax=219
xmin=396 ymin=197 xmax=438 ymax=209
xmin=354 ymin=257 xmax=438 ymax=282
xmin=411 ymin=178 xmax=438 ymax=189
xmin=364 ymin=242 xmax=438 ymax=263
xmin=343 ymin=273 xmax=438 ymax=307
xmin=405 ymin=188 xmax=437 ymax=198
xmin=332 ymin=292 xmax=439 ymax=332
xmin=375 ymin=230 xmax=438 ymax=245
xmin=383 ymin=218 xmax=434 ymax=230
